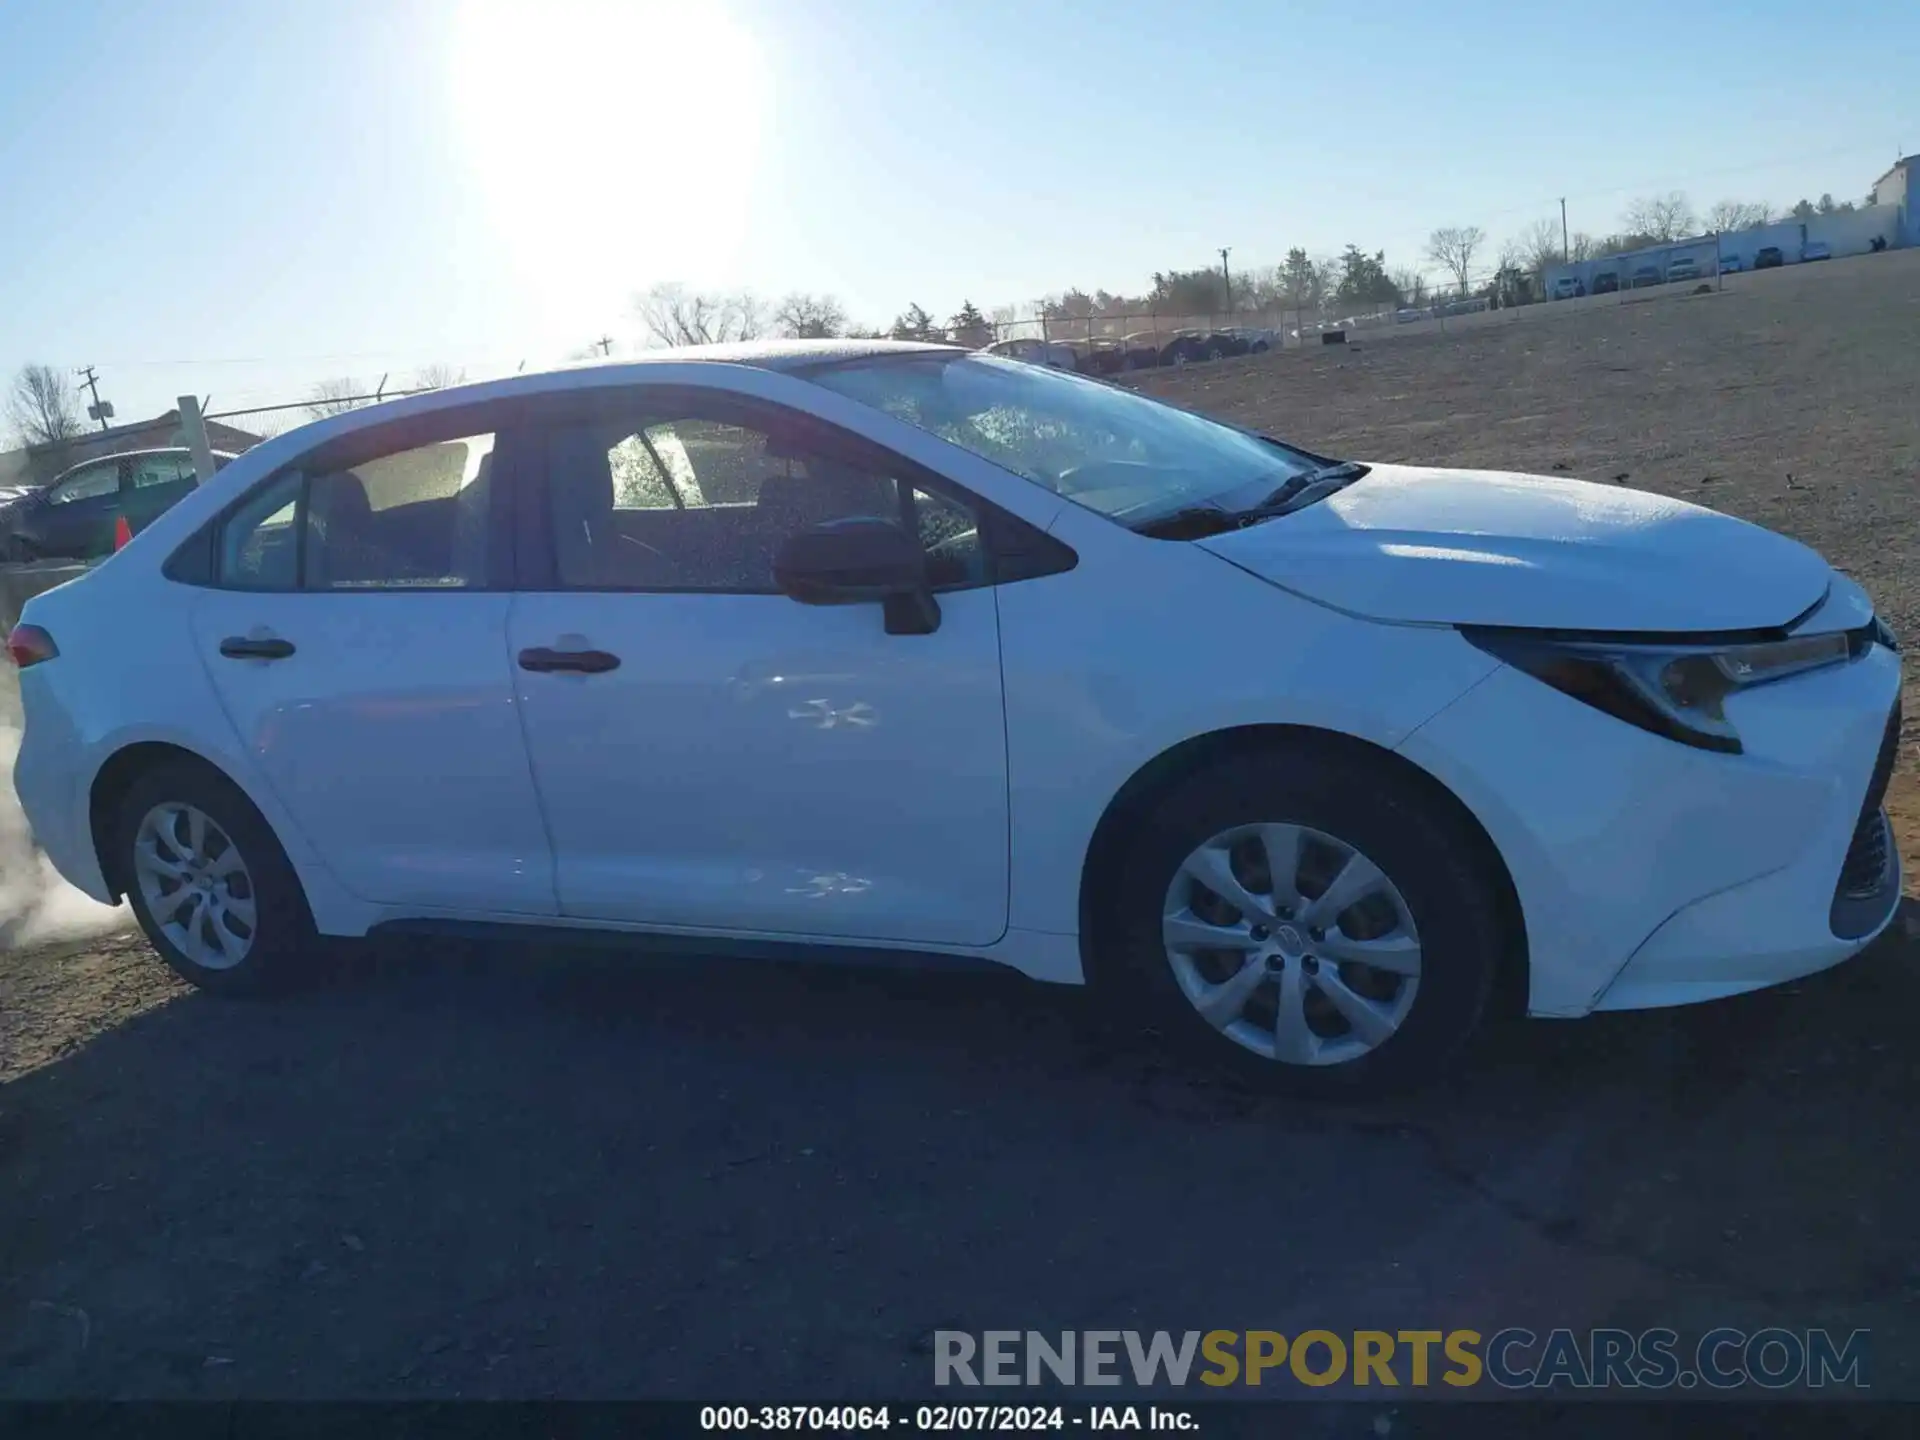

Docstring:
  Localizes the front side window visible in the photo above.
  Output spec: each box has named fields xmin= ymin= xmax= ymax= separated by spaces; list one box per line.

xmin=49 ymin=462 xmax=120 ymax=504
xmin=544 ymin=410 xmax=983 ymax=592
xmin=806 ymin=352 xmax=1323 ymax=529
xmin=215 ymin=432 xmax=495 ymax=590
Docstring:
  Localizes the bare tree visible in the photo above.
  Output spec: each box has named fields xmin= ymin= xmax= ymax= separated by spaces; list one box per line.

xmin=634 ymin=282 xmax=767 ymax=347
xmin=1389 ymin=268 xmax=1428 ymax=307
xmin=412 ymin=363 xmax=467 ymax=391
xmin=1425 ymin=226 xmax=1485 ymax=296
xmin=1568 ymin=232 xmax=1601 ymax=262
xmin=773 ymin=293 xmax=849 ymax=340
xmin=1623 ymin=192 xmax=1697 ymax=241
xmin=1514 ymin=217 xmax=1565 ymax=273
xmin=8 ymin=364 xmax=84 ymax=447
xmin=304 ymin=377 xmax=368 ymax=420
xmin=1703 ymin=200 xmax=1772 ymax=233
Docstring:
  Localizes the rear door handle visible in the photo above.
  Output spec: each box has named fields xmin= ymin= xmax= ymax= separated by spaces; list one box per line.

xmin=219 ymin=636 xmax=296 ymax=661
xmin=518 ymin=646 xmax=621 ymax=674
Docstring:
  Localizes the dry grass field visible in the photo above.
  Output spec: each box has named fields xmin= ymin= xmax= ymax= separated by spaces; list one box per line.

xmin=1136 ymin=247 xmax=1920 ymax=873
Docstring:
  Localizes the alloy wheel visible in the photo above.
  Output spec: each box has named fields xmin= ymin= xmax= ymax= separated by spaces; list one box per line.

xmin=1161 ymin=822 xmax=1422 ymax=1066
xmin=132 ymin=802 xmax=258 ymax=970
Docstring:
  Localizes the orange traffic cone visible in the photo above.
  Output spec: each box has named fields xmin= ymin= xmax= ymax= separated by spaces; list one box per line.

xmin=113 ymin=514 xmax=133 ymax=551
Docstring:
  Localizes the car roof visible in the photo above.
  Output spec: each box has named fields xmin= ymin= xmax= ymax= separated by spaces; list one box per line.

xmin=49 ymin=446 xmax=239 ymax=483
xmin=601 ymin=338 xmax=961 ymax=371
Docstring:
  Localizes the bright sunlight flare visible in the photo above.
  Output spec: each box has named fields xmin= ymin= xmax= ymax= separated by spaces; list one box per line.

xmin=448 ymin=0 xmax=768 ymax=347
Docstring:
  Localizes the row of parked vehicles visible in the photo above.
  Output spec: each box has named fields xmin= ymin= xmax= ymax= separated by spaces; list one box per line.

xmin=1551 ymin=241 xmax=1832 ymax=299
xmin=985 ymin=325 xmax=1278 ymax=374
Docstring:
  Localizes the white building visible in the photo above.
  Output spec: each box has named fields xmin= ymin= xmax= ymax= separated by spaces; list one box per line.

xmin=1870 ymin=153 xmax=1919 ymax=247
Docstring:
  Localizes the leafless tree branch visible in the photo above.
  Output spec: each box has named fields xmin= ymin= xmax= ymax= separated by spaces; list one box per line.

xmin=8 ymin=364 xmax=84 ymax=447
xmin=1425 ymin=226 xmax=1486 ymax=296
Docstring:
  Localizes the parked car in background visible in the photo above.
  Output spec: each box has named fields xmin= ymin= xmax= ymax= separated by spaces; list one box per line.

xmin=1754 ymin=247 xmax=1785 ymax=270
xmin=13 ymin=341 xmax=1904 ymax=1097
xmin=1157 ymin=332 xmax=1208 ymax=368
xmin=1802 ymin=241 xmax=1832 ymax=262
xmin=984 ymin=337 xmax=1077 ymax=370
xmin=1551 ymin=276 xmax=1584 ymax=300
xmin=1120 ymin=332 xmax=1167 ymax=369
xmin=1224 ymin=327 xmax=1276 ymax=353
xmin=1393 ymin=308 xmax=1425 ymax=324
xmin=1591 ymin=271 xmax=1620 ymax=294
xmin=1630 ymin=265 xmax=1663 ymax=289
xmin=1719 ymin=254 xmax=1743 ymax=274
xmin=1 ymin=448 xmax=236 ymax=562
xmin=1078 ymin=339 xmax=1128 ymax=376
xmin=1667 ymin=256 xmax=1702 ymax=282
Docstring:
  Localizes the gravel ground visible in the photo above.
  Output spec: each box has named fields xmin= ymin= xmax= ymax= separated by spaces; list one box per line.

xmin=3 ymin=255 xmax=1919 ymax=1412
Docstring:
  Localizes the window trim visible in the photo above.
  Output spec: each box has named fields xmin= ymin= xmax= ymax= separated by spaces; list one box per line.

xmin=510 ymin=385 xmax=1069 ymax=597
xmin=165 ymin=401 xmax=523 ymax=594
xmin=46 ymin=460 xmax=124 ymax=507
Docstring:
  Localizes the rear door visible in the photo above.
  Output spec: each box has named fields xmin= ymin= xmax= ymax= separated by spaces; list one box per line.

xmin=125 ymin=452 xmax=200 ymax=535
xmin=185 ymin=405 xmax=557 ymax=916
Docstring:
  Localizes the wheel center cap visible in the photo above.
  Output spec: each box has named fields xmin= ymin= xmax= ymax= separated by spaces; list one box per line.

xmin=1273 ymin=923 xmax=1306 ymax=954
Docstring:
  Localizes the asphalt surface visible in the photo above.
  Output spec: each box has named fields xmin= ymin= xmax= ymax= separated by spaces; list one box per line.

xmin=3 ymin=910 xmax=1918 ymax=1416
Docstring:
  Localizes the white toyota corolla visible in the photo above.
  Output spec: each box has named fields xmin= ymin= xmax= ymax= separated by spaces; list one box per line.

xmin=9 ymin=342 xmax=1904 ymax=1093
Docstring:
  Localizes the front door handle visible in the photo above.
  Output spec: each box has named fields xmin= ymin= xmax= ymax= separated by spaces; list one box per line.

xmin=518 ymin=646 xmax=621 ymax=675
xmin=219 ymin=636 xmax=296 ymax=661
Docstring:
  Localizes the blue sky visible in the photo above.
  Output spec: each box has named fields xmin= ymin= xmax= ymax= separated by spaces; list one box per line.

xmin=1 ymin=0 xmax=1914 ymax=427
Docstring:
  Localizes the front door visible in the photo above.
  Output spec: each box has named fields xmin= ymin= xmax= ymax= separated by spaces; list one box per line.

xmin=187 ymin=418 xmax=557 ymax=916
xmin=35 ymin=458 xmax=124 ymax=557
xmin=506 ymin=395 xmax=1010 ymax=946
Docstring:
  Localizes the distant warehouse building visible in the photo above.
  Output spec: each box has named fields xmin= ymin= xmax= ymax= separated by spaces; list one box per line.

xmin=1871 ymin=153 xmax=1919 ymax=246
xmin=1544 ymin=157 xmax=1911 ymax=298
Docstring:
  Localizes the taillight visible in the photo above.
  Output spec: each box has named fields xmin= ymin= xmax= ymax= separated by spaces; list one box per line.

xmin=6 ymin=623 xmax=58 ymax=668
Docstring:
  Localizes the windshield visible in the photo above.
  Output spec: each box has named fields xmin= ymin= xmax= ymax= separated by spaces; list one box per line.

xmin=805 ymin=352 xmax=1323 ymax=527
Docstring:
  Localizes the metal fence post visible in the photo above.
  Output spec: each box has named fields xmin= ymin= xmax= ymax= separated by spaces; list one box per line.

xmin=177 ymin=395 xmax=217 ymax=482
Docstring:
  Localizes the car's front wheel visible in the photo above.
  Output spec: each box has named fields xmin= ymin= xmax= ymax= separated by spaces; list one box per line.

xmin=1102 ymin=746 xmax=1508 ymax=1096
xmin=115 ymin=760 xmax=317 ymax=996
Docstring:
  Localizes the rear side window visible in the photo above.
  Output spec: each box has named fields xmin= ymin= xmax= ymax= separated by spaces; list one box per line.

xmin=214 ymin=432 xmax=495 ymax=590
xmin=131 ymin=454 xmax=195 ymax=489
xmin=219 ymin=473 xmax=301 ymax=589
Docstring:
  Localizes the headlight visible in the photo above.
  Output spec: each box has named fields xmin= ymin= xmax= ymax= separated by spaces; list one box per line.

xmin=1460 ymin=626 xmax=1863 ymax=754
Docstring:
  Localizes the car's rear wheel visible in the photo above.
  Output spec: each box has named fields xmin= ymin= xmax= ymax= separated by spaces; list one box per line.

xmin=1101 ymin=746 xmax=1506 ymax=1096
xmin=115 ymin=761 xmax=316 ymax=996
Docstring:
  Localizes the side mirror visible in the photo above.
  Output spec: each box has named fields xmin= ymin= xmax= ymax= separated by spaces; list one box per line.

xmin=772 ymin=517 xmax=940 ymax=634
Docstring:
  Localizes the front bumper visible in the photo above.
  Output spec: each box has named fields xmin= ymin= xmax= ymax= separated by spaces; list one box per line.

xmin=1397 ymin=631 xmax=1904 ymax=1017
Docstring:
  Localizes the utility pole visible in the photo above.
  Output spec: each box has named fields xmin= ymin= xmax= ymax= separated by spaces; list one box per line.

xmin=76 ymin=365 xmax=111 ymax=431
xmin=1560 ymin=198 xmax=1570 ymax=262
xmin=595 ymin=335 xmax=614 ymax=356
xmin=1219 ymin=247 xmax=1233 ymax=314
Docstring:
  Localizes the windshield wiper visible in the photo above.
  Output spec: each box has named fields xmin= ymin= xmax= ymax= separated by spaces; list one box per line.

xmin=1255 ymin=460 xmax=1370 ymax=510
xmin=1132 ymin=462 xmax=1370 ymax=539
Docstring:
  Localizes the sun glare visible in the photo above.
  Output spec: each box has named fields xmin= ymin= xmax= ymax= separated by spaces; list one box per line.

xmin=448 ymin=0 xmax=768 ymax=345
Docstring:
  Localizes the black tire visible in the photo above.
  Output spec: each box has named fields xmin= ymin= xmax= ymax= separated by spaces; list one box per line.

xmin=1251 ymin=340 xmax=1270 ymax=354
xmin=114 ymin=759 xmax=317 ymax=997
xmin=1097 ymin=744 xmax=1506 ymax=1098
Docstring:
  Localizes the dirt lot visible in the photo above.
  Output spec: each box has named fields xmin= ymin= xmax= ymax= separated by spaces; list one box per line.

xmin=4 ymin=253 xmax=1920 ymax=1415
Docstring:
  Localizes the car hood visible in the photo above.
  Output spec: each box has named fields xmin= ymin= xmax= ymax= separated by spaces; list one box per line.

xmin=1196 ymin=463 xmax=1832 ymax=631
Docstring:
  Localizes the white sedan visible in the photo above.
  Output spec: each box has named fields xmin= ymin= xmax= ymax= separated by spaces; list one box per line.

xmin=10 ymin=342 xmax=1903 ymax=1094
